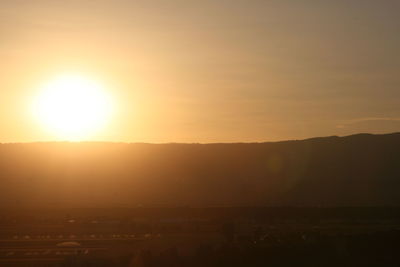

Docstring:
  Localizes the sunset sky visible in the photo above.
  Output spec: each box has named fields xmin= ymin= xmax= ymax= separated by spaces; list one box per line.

xmin=1 ymin=0 xmax=399 ymax=143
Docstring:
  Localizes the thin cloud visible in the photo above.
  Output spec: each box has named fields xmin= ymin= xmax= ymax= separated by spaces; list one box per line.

xmin=336 ymin=117 xmax=400 ymax=129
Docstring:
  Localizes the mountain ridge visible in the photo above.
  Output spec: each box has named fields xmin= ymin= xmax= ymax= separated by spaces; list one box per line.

xmin=0 ymin=132 xmax=399 ymax=207
xmin=3 ymin=132 xmax=399 ymax=145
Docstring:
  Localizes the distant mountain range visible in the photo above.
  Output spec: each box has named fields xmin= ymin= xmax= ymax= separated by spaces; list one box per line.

xmin=1 ymin=132 xmax=399 ymax=207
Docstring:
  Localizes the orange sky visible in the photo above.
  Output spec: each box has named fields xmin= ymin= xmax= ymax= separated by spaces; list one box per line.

xmin=1 ymin=0 xmax=399 ymax=143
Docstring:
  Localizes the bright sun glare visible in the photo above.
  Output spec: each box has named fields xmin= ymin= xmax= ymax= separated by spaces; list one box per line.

xmin=33 ymin=74 xmax=113 ymax=140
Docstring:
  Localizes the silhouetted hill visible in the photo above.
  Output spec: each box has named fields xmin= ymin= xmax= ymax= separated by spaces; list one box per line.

xmin=1 ymin=133 xmax=399 ymax=207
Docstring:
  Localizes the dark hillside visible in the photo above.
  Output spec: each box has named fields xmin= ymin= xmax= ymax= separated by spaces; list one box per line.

xmin=0 ymin=133 xmax=399 ymax=207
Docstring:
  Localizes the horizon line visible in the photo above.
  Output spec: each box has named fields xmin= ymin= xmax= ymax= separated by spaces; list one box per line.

xmin=1 ymin=132 xmax=399 ymax=145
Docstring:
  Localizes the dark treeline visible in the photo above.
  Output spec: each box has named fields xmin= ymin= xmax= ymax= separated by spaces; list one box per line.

xmin=0 ymin=132 xmax=399 ymax=208
xmin=3 ymin=207 xmax=400 ymax=223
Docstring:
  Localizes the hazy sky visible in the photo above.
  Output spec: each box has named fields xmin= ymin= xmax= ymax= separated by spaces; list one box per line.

xmin=1 ymin=0 xmax=399 ymax=142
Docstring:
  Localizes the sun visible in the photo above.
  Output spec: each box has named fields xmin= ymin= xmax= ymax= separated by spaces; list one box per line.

xmin=33 ymin=74 xmax=113 ymax=140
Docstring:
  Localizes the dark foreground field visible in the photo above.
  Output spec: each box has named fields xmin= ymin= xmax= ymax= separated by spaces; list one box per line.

xmin=1 ymin=207 xmax=400 ymax=266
